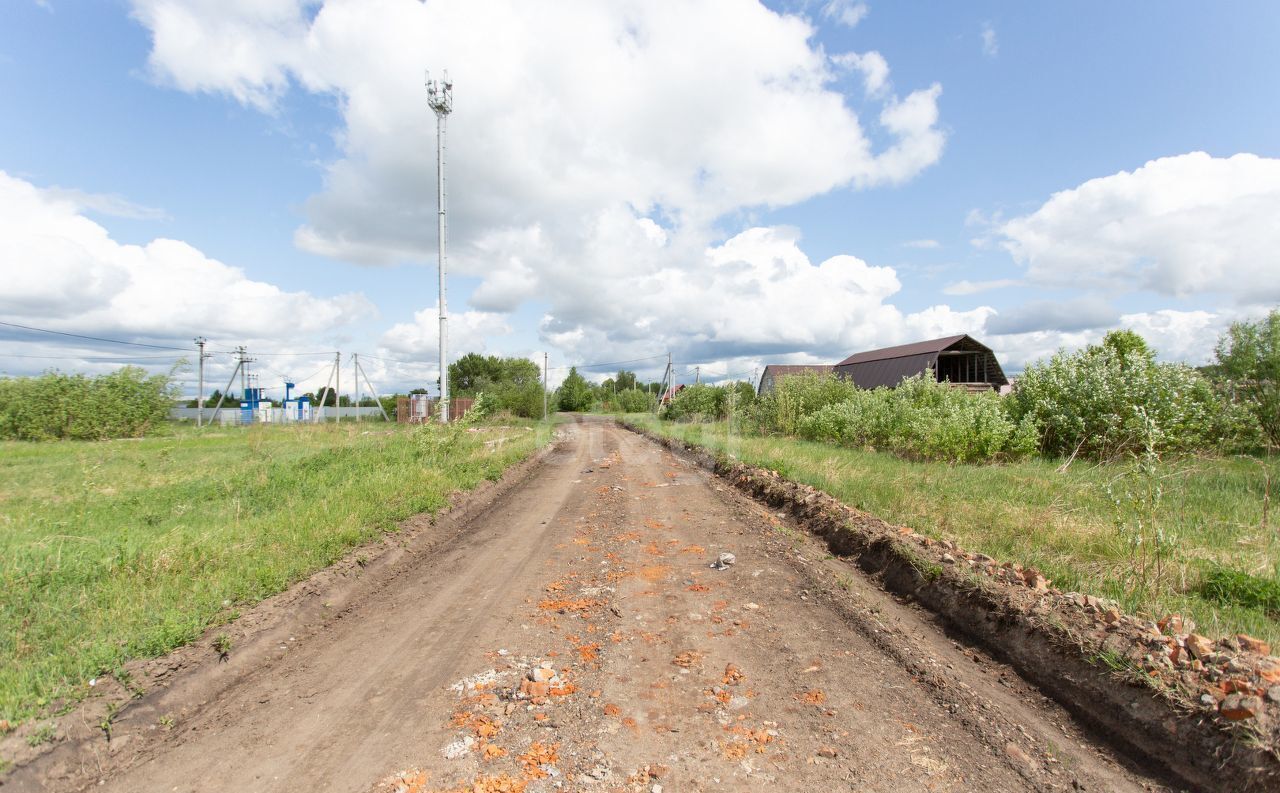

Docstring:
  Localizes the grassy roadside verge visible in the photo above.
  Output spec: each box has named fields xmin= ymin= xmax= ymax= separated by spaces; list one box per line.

xmin=0 ymin=420 xmax=552 ymax=723
xmin=620 ymin=414 xmax=1280 ymax=646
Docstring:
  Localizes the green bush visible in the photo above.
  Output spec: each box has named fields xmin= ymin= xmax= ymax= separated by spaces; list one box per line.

xmin=1215 ymin=308 xmax=1280 ymax=446
xmin=798 ymin=372 xmax=1038 ymax=463
xmin=1006 ymin=343 xmax=1254 ymax=459
xmin=1199 ymin=566 xmax=1280 ymax=614
xmin=616 ymin=388 xmax=655 ymax=413
xmin=492 ymin=382 xmax=545 ymax=418
xmin=556 ymin=367 xmax=593 ymax=412
xmin=460 ymin=391 xmax=499 ymax=425
xmin=661 ymin=384 xmax=726 ymax=421
xmin=749 ymin=371 xmax=858 ymax=435
xmin=0 ymin=367 xmax=176 ymax=441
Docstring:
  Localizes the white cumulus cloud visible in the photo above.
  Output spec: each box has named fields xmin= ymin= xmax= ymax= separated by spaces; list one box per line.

xmin=130 ymin=0 xmax=947 ymax=270
xmin=991 ymin=152 xmax=1280 ymax=303
xmin=822 ymin=0 xmax=869 ymax=28
xmin=981 ymin=22 xmax=998 ymax=58
xmin=0 ymin=171 xmax=375 ymax=364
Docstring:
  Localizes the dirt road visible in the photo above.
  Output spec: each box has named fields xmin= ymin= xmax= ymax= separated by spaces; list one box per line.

xmin=15 ymin=418 xmax=1171 ymax=792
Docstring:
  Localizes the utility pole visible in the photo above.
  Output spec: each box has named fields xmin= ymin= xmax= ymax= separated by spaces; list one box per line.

xmin=355 ymin=357 xmax=392 ymax=422
xmin=427 ymin=69 xmax=453 ymax=423
xmin=695 ymin=365 xmax=700 ymax=385
xmin=238 ymin=346 xmax=247 ymax=400
xmin=543 ymin=352 xmax=549 ymax=421
xmin=195 ymin=337 xmax=207 ymax=427
xmin=209 ymin=352 xmax=246 ymax=426
xmin=353 ymin=352 xmax=360 ymax=422
xmin=334 ymin=351 xmax=342 ymax=424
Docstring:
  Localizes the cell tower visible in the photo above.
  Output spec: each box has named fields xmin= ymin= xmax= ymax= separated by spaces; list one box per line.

xmin=426 ymin=69 xmax=453 ymax=423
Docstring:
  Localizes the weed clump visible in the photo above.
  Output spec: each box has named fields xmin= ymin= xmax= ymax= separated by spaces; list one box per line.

xmin=1199 ymin=567 xmax=1280 ymax=614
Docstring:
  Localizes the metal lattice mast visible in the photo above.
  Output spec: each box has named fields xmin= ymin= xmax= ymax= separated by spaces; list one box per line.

xmin=427 ymin=70 xmax=453 ymax=423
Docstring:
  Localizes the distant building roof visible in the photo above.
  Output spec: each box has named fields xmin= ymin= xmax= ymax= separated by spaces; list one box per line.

xmin=835 ymin=335 xmax=968 ymax=366
xmin=756 ymin=364 xmax=835 ymax=394
xmin=834 ymin=335 xmax=1007 ymax=390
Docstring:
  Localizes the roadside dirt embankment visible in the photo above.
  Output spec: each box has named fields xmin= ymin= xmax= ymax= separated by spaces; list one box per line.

xmin=621 ymin=419 xmax=1280 ymax=792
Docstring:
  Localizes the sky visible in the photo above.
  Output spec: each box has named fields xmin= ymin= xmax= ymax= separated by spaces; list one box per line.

xmin=1 ymin=0 xmax=1278 ymax=399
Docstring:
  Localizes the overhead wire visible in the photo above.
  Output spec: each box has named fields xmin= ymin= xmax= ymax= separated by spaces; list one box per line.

xmin=0 ymin=352 xmax=187 ymax=361
xmin=0 ymin=320 xmax=195 ymax=352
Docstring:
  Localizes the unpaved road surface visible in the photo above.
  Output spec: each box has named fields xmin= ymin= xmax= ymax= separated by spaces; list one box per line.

xmin=14 ymin=418 xmax=1171 ymax=792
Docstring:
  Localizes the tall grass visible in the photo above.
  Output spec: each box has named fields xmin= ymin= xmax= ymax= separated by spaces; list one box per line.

xmin=0 ymin=420 xmax=550 ymax=723
xmin=626 ymin=415 xmax=1280 ymax=645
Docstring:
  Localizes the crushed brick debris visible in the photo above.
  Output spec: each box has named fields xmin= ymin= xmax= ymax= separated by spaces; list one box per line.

xmin=378 ymin=769 xmax=429 ymax=792
xmin=518 ymin=741 xmax=560 ymax=779
xmin=798 ymin=689 xmax=827 ymax=705
xmin=447 ymin=773 xmax=528 ymax=793
xmin=537 ymin=597 xmax=602 ymax=614
xmin=723 ymin=663 xmax=745 ymax=685
xmin=673 ymin=650 xmax=703 ymax=668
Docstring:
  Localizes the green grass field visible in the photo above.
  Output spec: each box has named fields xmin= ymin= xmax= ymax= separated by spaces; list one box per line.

xmin=624 ymin=414 xmax=1280 ymax=646
xmin=0 ymin=420 xmax=551 ymax=723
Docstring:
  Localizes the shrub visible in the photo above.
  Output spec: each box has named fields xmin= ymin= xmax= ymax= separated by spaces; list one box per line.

xmin=492 ymin=382 xmax=545 ymax=418
xmin=1199 ymin=566 xmax=1280 ymax=614
xmin=556 ymin=367 xmax=593 ymax=412
xmin=616 ymin=388 xmax=655 ymax=413
xmin=1005 ymin=343 xmax=1254 ymax=459
xmin=661 ymin=384 xmax=725 ymax=421
xmin=798 ymin=372 xmax=1037 ymax=463
xmin=0 ymin=367 xmax=176 ymax=441
xmin=749 ymin=372 xmax=857 ymax=435
xmin=459 ymin=391 xmax=499 ymax=425
xmin=1214 ymin=308 xmax=1280 ymax=446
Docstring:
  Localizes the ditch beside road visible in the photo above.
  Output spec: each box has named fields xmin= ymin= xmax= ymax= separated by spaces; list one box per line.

xmin=10 ymin=417 xmax=1169 ymax=792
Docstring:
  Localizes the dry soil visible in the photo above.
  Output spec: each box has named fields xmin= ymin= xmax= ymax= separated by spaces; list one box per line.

xmin=8 ymin=417 xmax=1173 ymax=792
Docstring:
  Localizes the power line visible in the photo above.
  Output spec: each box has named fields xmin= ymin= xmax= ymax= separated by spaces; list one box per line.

xmin=548 ymin=353 xmax=667 ymax=371
xmin=354 ymin=353 xmax=429 ymax=365
xmin=0 ymin=352 xmax=186 ymax=361
xmin=0 ymin=320 xmax=194 ymax=352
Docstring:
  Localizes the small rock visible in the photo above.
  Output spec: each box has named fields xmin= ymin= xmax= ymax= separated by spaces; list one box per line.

xmin=817 ymin=746 xmax=838 ymax=758
xmin=711 ymin=552 xmax=736 ymax=571
xmin=1258 ymin=661 xmax=1280 ymax=684
xmin=1004 ymin=742 xmax=1040 ymax=774
xmin=1219 ymin=694 xmax=1263 ymax=721
xmin=1200 ymin=693 xmax=1217 ymax=707
xmin=1157 ymin=614 xmax=1185 ymax=635
xmin=1237 ymin=634 xmax=1271 ymax=656
xmin=442 ymin=735 xmax=476 ymax=759
xmin=941 ymin=553 xmax=956 ymax=564
xmin=1266 ymin=686 xmax=1280 ymax=704
xmin=1101 ymin=608 xmax=1121 ymax=624
xmin=1186 ymin=634 xmax=1214 ymax=661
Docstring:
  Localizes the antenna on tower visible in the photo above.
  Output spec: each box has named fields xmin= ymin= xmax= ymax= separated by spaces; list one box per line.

xmin=426 ymin=69 xmax=454 ymax=423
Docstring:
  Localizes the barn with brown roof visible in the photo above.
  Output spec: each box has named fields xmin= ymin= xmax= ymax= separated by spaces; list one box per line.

xmin=834 ymin=334 xmax=1008 ymax=391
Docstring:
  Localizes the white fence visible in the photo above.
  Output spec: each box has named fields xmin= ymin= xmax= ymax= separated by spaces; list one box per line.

xmin=169 ymin=407 xmax=387 ymax=424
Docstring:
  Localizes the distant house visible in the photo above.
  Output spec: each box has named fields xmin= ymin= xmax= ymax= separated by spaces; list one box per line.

xmin=660 ymin=384 xmax=686 ymax=404
xmin=834 ymin=334 xmax=1008 ymax=391
xmin=756 ymin=365 xmax=834 ymax=395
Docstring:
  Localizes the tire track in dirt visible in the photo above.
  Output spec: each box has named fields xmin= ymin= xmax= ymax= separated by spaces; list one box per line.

xmin=370 ymin=419 xmax=1167 ymax=792
xmin=13 ymin=418 xmax=1170 ymax=792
